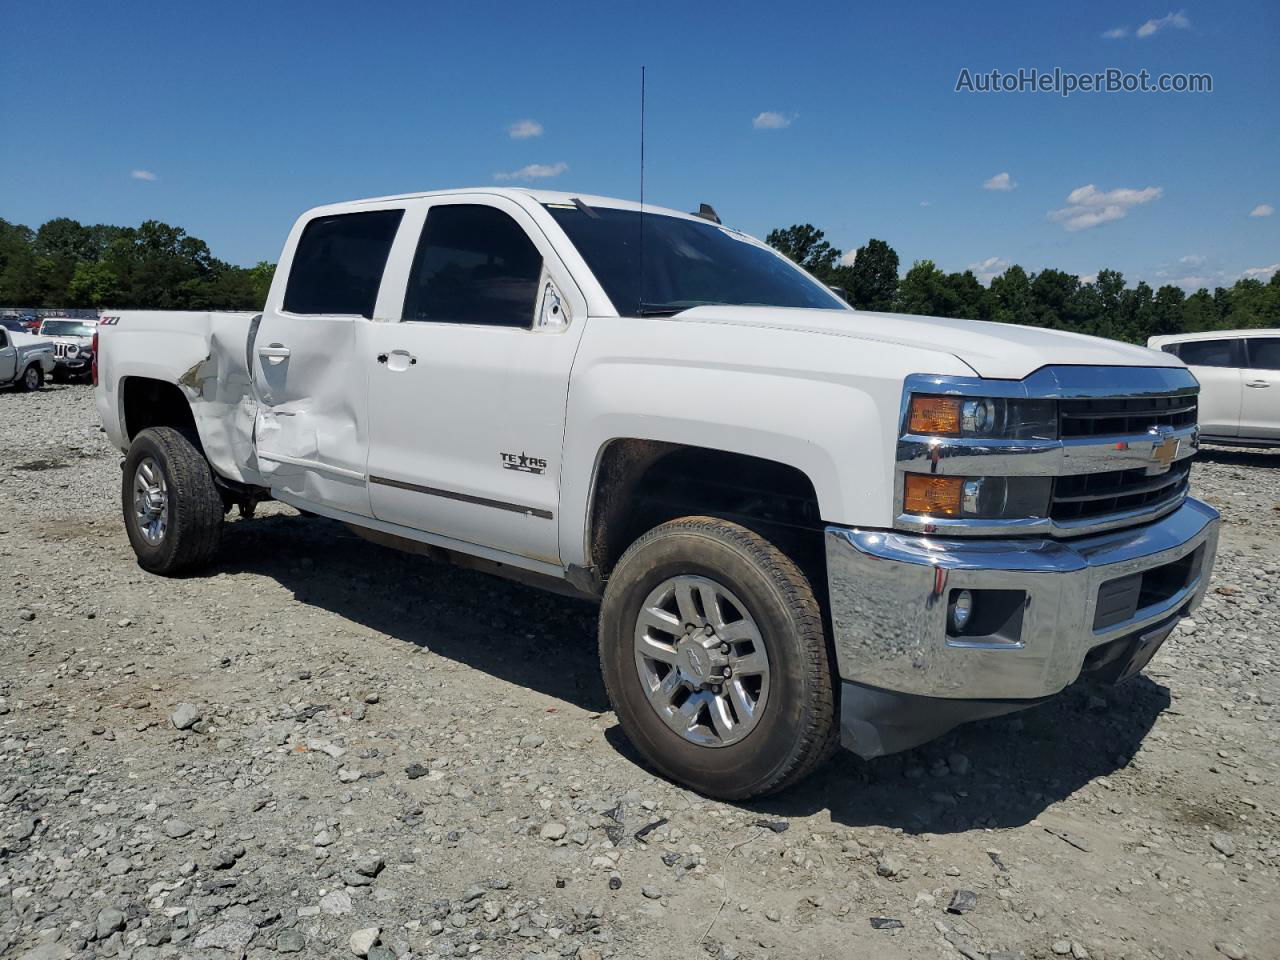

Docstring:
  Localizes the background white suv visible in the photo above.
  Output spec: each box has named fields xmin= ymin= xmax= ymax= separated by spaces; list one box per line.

xmin=1149 ymin=330 xmax=1280 ymax=447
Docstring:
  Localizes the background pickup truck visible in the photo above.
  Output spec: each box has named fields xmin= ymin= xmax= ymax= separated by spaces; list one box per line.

xmin=95 ymin=187 xmax=1220 ymax=799
xmin=0 ymin=325 xmax=55 ymax=391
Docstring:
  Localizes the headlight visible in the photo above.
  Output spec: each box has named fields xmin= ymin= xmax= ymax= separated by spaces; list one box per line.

xmin=65 ymin=344 xmax=79 ymax=357
xmin=907 ymin=394 xmax=1057 ymax=441
xmin=903 ymin=474 xmax=1052 ymax=519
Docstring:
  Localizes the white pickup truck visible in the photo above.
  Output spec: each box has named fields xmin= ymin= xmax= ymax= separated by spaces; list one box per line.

xmin=95 ymin=188 xmax=1220 ymax=799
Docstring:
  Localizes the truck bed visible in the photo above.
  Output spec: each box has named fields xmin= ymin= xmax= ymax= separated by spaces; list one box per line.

xmin=96 ymin=311 xmax=263 ymax=485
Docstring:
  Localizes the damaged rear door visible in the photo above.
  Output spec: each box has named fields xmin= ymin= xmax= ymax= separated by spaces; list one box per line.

xmin=250 ymin=205 xmax=404 ymax=517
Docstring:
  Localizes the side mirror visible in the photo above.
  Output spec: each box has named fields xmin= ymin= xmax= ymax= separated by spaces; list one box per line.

xmin=828 ymin=285 xmax=850 ymax=304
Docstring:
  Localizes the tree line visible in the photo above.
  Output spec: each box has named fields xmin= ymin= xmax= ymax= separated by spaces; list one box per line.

xmin=2 ymin=214 xmax=1276 ymax=344
xmin=0 ymin=217 xmax=273 ymax=312
xmin=767 ymin=224 xmax=1280 ymax=343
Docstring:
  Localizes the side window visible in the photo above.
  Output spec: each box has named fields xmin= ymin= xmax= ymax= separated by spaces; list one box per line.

xmin=1176 ymin=338 xmax=1238 ymax=368
xmin=0 ymin=330 xmax=8 ymax=348
xmin=1245 ymin=337 xmax=1280 ymax=371
xmin=403 ymin=204 xmax=542 ymax=328
xmin=283 ymin=209 xmax=404 ymax=319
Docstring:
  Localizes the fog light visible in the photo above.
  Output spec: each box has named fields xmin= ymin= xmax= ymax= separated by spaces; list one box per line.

xmin=951 ymin=590 xmax=974 ymax=632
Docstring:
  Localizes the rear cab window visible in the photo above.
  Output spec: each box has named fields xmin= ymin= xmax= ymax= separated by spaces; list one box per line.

xmin=283 ymin=210 xmax=404 ymax=318
xmin=1175 ymin=338 xmax=1241 ymax=368
xmin=1244 ymin=337 xmax=1280 ymax=370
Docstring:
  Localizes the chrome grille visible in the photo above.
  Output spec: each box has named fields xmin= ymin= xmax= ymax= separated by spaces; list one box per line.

xmin=54 ymin=342 xmax=70 ymax=358
xmin=1060 ymin=395 xmax=1197 ymax=438
xmin=1051 ymin=461 xmax=1191 ymax=523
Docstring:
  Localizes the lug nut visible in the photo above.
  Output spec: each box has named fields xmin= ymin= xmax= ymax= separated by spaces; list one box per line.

xmin=704 ymin=625 xmax=715 ymax=636
xmin=721 ymin=667 xmax=732 ymax=679
xmin=718 ymin=642 xmax=730 ymax=654
xmin=711 ymin=684 xmax=723 ymax=695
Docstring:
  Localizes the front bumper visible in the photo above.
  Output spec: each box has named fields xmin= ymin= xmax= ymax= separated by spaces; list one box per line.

xmin=825 ymin=498 xmax=1219 ymax=752
xmin=55 ymin=357 xmax=90 ymax=371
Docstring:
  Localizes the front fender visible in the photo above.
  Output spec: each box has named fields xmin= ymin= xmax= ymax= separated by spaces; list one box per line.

xmin=558 ymin=317 xmax=973 ymax=568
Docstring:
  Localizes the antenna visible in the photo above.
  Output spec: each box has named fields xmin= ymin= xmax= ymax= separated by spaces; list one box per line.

xmin=638 ymin=64 xmax=646 ymax=315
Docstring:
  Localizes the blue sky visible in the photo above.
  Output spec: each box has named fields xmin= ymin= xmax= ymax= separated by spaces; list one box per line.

xmin=2 ymin=1 xmax=1276 ymax=289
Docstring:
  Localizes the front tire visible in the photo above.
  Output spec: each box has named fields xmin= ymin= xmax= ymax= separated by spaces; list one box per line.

xmin=122 ymin=427 xmax=223 ymax=574
xmin=18 ymin=364 xmax=42 ymax=392
xmin=599 ymin=517 xmax=837 ymax=800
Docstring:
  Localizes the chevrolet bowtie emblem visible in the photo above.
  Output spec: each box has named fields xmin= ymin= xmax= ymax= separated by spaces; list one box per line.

xmin=1151 ymin=435 xmax=1180 ymax=468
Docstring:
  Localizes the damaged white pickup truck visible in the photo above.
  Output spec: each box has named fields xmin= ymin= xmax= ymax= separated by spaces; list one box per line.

xmin=95 ymin=188 xmax=1220 ymax=799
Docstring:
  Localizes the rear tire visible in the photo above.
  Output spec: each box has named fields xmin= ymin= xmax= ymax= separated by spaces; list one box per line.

xmin=599 ymin=516 xmax=837 ymax=800
xmin=18 ymin=364 xmax=42 ymax=392
xmin=122 ymin=427 xmax=223 ymax=574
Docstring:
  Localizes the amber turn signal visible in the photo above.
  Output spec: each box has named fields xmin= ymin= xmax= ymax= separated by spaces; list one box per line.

xmin=907 ymin=395 xmax=962 ymax=435
xmin=903 ymin=474 xmax=964 ymax=516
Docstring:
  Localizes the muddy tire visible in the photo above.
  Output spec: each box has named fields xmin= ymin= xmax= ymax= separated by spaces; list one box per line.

xmin=599 ymin=517 xmax=837 ymax=800
xmin=17 ymin=364 xmax=42 ymax=392
xmin=122 ymin=427 xmax=223 ymax=575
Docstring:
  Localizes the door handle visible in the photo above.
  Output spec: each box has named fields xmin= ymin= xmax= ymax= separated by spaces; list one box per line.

xmin=258 ymin=343 xmax=290 ymax=365
xmin=380 ymin=349 xmax=418 ymax=369
xmin=1246 ymin=380 xmax=1271 ymax=388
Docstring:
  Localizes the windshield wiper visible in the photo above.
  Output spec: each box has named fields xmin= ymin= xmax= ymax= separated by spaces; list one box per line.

xmin=634 ymin=301 xmax=723 ymax=317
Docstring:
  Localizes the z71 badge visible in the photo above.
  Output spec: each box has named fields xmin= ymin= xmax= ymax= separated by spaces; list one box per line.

xmin=501 ymin=452 xmax=547 ymax=475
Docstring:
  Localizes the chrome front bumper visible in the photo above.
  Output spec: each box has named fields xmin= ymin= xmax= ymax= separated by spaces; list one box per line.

xmin=824 ymin=497 xmax=1219 ymax=702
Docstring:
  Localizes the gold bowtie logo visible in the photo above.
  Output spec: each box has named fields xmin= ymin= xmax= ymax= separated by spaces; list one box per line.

xmin=1151 ymin=435 xmax=1180 ymax=468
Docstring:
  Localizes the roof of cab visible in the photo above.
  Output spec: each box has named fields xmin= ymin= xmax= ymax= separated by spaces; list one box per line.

xmin=335 ymin=187 xmax=710 ymax=224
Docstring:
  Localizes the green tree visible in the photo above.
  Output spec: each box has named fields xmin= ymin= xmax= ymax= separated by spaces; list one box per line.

xmin=896 ymin=260 xmax=960 ymax=316
xmin=846 ymin=238 xmax=899 ymax=311
xmin=990 ymin=265 xmax=1033 ymax=325
xmin=765 ymin=224 xmax=840 ymax=281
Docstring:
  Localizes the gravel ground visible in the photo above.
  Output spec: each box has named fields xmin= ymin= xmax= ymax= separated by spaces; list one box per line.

xmin=1 ymin=383 xmax=1278 ymax=960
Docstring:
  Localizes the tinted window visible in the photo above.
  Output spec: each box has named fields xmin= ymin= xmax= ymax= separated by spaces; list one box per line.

xmin=1245 ymin=337 xmax=1280 ymax=370
xmin=547 ymin=205 xmax=845 ymax=317
xmin=1176 ymin=339 xmax=1238 ymax=368
xmin=403 ymin=205 xmax=542 ymax=327
xmin=284 ymin=210 xmax=403 ymax=318
xmin=0 ymin=330 xmax=7 ymax=348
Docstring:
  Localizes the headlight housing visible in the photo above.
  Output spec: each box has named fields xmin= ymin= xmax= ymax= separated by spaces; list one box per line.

xmin=907 ymin=394 xmax=1057 ymax=441
xmin=903 ymin=474 xmax=1052 ymax=520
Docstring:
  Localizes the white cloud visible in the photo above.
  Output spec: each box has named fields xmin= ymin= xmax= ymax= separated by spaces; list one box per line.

xmin=1136 ymin=10 xmax=1189 ymax=38
xmin=919 ymin=200 xmax=931 ymax=207
xmin=752 ymin=111 xmax=791 ymax=130
xmin=130 ymin=169 xmax=157 ymax=181
xmin=493 ymin=162 xmax=568 ymax=182
xmin=1174 ymin=275 xmax=1210 ymax=288
xmin=983 ymin=172 xmax=1016 ymax=191
xmin=1101 ymin=26 xmax=1128 ymax=39
xmin=507 ymin=119 xmax=543 ymax=139
xmin=1047 ymin=183 xmax=1162 ymax=231
xmin=1079 ymin=273 xmax=1098 ymax=284
xmin=1250 ymin=203 xmax=1274 ymax=217
xmin=1179 ymin=254 xmax=1205 ymax=265
xmin=838 ymin=249 xmax=858 ymax=267
xmin=1242 ymin=262 xmax=1280 ymax=280
xmin=968 ymin=256 xmax=1011 ymax=283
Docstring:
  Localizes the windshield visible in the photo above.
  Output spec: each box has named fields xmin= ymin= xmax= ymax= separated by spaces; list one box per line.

xmin=545 ymin=204 xmax=845 ymax=316
xmin=41 ymin=320 xmax=95 ymax=337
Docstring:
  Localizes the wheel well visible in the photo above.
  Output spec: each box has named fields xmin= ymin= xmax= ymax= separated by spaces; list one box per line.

xmin=588 ymin=440 xmax=827 ymax=587
xmin=121 ymin=377 xmax=198 ymax=443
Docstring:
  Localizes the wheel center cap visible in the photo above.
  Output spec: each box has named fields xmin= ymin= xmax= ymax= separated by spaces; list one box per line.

xmin=676 ymin=636 xmax=727 ymax=685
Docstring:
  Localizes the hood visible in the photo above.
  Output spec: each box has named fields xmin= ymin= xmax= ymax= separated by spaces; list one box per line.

xmin=9 ymin=331 xmax=53 ymax=349
xmin=673 ymin=306 xmax=1181 ymax=380
xmin=45 ymin=334 xmax=93 ymax=345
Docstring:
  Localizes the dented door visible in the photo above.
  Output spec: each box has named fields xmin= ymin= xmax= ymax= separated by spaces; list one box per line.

xmin=250 ymin=207 xmax=405 ymax=517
